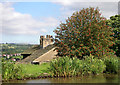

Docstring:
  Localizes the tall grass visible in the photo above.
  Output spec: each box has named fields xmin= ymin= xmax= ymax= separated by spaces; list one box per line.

xmin=49 ymin=57 xmax=72 ymax=77
xmin=83 ymin=55 xmax=106 ymax=75
xmin=2 ymin=60 xmax=50 ymax=81
xmin=2 ymin=60 xmax=25 ymax=80
xmin=49 ymin=54 xmax=106 ymax=77
xmin=103 ymin=55 xmax=118 ymax=74
xmin=2 ymin=55 xmax=119 ymax=81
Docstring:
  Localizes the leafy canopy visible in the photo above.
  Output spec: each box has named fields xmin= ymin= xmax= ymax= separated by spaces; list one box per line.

xmin=54 ymin=7 xmax=115 ymax=58
xmin=106 ymin=15 xmax=120 ymax=57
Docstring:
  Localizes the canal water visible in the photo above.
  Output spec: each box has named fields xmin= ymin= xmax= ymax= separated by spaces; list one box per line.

xmin=3 ymin=74 xmax=119 ymax=83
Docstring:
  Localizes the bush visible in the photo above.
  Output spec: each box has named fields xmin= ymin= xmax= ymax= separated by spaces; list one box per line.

xmin=54 ymin=7 xmax=115 ymax=58
xmin=71 ymin=57 xmax=83 ymax=76
xmin=103 ymin=55 xmax=118 ymax=73
xmin=49 ymin=55 xmax=106 ymax=77
xmin=2 ymin=60 xmax=25 ymax=80
xmin=49 ymin=56 xmax=73 ymax=77
xmin=83 ymin=54 xmax=106 ymax=75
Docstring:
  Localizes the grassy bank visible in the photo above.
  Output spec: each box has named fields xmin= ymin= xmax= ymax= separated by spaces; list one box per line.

xmin=2 ymin=54 xmax=119 ymax=81
xmin=21 ymin=63 xmax=50 ymax=78
xmin=2 ymin=61 xmax=50 ymax=81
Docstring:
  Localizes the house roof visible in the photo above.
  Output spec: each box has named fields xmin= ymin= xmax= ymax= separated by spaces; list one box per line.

xmin=21 ymin=45 xmax=42 ymax=54
xmin=20 ymin=44 xmax=55 ymax=63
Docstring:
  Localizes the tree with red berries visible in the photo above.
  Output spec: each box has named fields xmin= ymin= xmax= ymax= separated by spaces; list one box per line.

xmin=54 ymin=7 xmax=115 ymax=58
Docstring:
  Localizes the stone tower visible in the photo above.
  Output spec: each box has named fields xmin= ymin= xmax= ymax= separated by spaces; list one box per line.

xmin=40 ymin=35 xmax=53 ymax=48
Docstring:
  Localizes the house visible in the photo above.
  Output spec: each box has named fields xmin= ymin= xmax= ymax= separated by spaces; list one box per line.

xmin=20 ymin=35 xmax=58 ymax=64
xmin=12 ymin=58 xmax=16 ymax=61
xmin=7 ymin=55 xmax=10 ymax=59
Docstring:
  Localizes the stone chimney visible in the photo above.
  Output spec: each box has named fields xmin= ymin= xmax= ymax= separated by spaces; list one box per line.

xmin=40 ymin=35 xmax=53 ymax=48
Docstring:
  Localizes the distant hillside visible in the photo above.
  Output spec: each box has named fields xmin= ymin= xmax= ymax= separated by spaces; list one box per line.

xmin=0 ymin=43 xmax=34 ymax=54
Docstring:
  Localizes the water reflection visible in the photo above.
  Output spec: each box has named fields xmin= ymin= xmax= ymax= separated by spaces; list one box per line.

xmin=4 ymin=74 xmax=118 ymax=83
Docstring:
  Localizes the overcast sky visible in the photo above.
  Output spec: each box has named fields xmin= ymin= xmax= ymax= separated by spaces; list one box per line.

xmin=0 ymin=1 xmax=119 ymax=44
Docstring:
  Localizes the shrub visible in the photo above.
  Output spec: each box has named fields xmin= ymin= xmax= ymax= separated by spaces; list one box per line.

xmin=83 ymin=54 xmax=106 ymax=75
xmin=49 ymin=56 xmax=73 ymax=77
xmin=103 ymin=55 xmax=118 ymax=74
xmin=54 ymin=7 xmax=115 ymax=58
xmin=49 ymin=55 xmax=106 ymax=77
xmin=2 ymin=60 xmax=25 ymax=80
xmin=71 ymin=57 xmax=83 ymax=76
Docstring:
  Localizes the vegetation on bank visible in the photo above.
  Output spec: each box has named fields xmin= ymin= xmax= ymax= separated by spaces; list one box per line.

xmin=21 ymin=63 xmax=50 ymax=78
xmin=2 ymin=60 xmax=24 ymax=80
xmin=49 ymin=55 xmax=105 ymax=77
xmin=2 ymin=60 xmax=50 ymax=81
xmin=103 ymin=55 xmax=119 ymax=74
xmin=49 ymin=55 xmax=119 ymax=77
xmin=2 ymin=54 xmax=119 ymax=81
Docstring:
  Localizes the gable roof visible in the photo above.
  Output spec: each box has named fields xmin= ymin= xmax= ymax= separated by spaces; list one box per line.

xmin=20 ymin=44 xmax=55 ymax=63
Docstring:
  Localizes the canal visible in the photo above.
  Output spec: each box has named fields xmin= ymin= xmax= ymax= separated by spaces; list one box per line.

xmin=3 ymin=74 xmax=118 ymax=83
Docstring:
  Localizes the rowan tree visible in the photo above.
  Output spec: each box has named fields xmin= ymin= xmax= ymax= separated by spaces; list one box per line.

xmin=54 ymin=7 xmax=115 ymax=58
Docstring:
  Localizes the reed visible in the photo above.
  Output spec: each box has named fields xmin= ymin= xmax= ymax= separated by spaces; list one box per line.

xmin=2 ymin=60 xmax=25 ymax=80
xmin=49 ymin=55 xmax=106 ymax=77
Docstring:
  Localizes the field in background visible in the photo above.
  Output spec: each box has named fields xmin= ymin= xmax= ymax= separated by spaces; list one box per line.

xmin=1 ymin=43 xmax=34 ymax=55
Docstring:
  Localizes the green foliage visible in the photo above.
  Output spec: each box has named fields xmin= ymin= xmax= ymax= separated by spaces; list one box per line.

xmin=106 ymin=15 xmax=120 ymax=57
xmin=103 ymin=55 xmax=118 ymax=74
xmin=49 ymin=55 xmax=106 ymax=77
xmin=54 ymin=7 xmax=115 ymax=58
xmin=11 ymin=56 xmax=23 ymax=60
xmin=22 ymin=63 xmax=50 ymax=77
xmin=49 ymin=56 xmax=73 ymax=77
xmin=83 ymin=54 xmax=106 ymax=75
xmin=2 ymin=60 xmax=25 ymax=80
xmin=2 ymin=61 xmax=50 ymax=81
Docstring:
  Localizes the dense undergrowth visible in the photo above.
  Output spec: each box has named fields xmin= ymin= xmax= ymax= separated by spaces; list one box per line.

xmin=2 ymin=54 xmax=119 ymax=81
xmin=2 ymin=60 xmax=50 ymax=81
xmin=2 ymin=60 xmax=24 ymax=80
xmin=103 ymin=56 xmax=118 ymax=74
xmin=49 ymin=55 xmax=119 ymax=77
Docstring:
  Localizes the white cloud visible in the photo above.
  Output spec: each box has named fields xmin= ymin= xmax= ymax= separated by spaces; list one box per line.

xmin=55 ymin=2 xmax=118 ymax=19
xmin=0 ymin=2 xmax=59 ymax=36
xmin=0 ymin=1 xmax=119 ymax=44
xmin=53 ymin=0 xmax=119 ymax=3
xmin=0 ymin=2 xmax=118 ymax=36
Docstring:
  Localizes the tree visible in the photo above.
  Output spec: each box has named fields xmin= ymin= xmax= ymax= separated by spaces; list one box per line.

xmin=54 ymin=7 xmax=115 ymax=59
xmin=106 ymin=15 xmax=120 ymax=57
